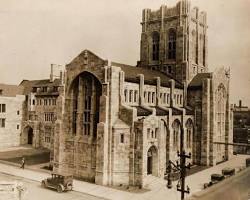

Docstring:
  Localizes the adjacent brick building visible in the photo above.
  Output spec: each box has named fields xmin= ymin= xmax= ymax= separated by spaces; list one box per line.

xmin=19 ymin=64 xmax=65 ymax=156
xmin=52 ymin=0 xmax=233 ymax=188
xmin=233 ymin=100 xmax=250 ymax=154
xmin=0 ymin=84 xmax=25 ymax=149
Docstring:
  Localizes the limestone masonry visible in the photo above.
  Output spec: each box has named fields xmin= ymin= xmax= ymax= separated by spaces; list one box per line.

xmin=1 ymin=0 xmax=233 ymax=188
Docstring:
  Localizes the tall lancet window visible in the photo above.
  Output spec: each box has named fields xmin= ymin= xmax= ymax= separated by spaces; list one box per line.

xmin=152 ymin=32 xmax=160 ymax=61
xmin=83 ymin=77 xmax=92 ymax=136
xmin=71 ymin=72 xmax=102 ymax=138
xmin=168 ymin=29 xmax=176 ymax=59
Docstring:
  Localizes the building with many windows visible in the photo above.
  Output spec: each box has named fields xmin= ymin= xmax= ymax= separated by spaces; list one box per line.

xmin=52 ymin=0 xmax=233 ymax=187
xmin=0 ymin=84 xmax=25 ymax=149
xmin=19 ymin=64 xmax=65 ymax=153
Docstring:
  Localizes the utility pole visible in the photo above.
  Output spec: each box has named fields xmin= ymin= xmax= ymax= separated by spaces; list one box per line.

xmin=166 ymin=125 xmax=191 ymax=200
xmin=177 ymin=150 xmax=191 ymax=200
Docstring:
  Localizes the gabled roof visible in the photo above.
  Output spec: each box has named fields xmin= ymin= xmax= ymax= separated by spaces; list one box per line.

xmin=67 ymin=49 xmax=106 ymax=69
xmin=188 ymin=73 xmax=212 ymax=88
xmin=112 ymin=62 xmax=183 ymax=89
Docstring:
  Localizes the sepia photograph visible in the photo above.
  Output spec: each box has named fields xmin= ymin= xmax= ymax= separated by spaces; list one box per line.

xmin=0 ymin=0 xmax=249 ymax=199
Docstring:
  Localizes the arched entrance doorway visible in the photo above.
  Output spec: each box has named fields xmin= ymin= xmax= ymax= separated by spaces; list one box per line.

xmin=23 ymin=126 xmax=34 ymax=145
xmin=28 ymin=128 xmax=33 ymax=145
xmin=147 ymin=146 xmax=158 ymax=176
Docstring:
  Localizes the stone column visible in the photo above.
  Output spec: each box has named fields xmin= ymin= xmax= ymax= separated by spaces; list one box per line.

xmin=95 ymin=83 xmax=109 ymax=185
xmin=200 ymin=78 xmax=210 ymax=166
xmin=169 ymin=79 xmax=175 ymax=107
xmin=156 ymin=77 xmax=161 ymax=106
xmin=138 ymin=74 xmax=144 ymax=106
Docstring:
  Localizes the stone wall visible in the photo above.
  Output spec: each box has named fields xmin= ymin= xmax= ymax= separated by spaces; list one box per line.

xmin=0 ymin=95 xmax=25 ymax=149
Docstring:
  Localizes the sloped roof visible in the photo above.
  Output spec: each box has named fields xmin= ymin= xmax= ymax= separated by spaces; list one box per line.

xmin=112 ymin=62 xmax=183 ymax=88
xmin=154 ymin=106 xmax=169 ymax=116
xmin=19 ymin=79 xmax=61 ymax=95
xmin=113 ymin=119 xmax=130 ymax=129
xmin=133 ymin=106 xmax=152 ymax=116
xmin=188 ymin=73 xmax=212 ymax=88
xmin=0 ymin=83 xmax=24 ymax=97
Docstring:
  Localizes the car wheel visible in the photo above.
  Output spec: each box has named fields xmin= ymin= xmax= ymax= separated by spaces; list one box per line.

xmin=67 ymin=183 xmax=73 ymax=191
xmin=57 ymin=185 xmax=63 ymax=193
xmin=41 ymin=181 xmax=46 ymax=188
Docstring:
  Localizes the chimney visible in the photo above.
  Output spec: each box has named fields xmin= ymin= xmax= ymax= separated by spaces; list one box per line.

xmin=239 ymin=100 xmax=242 ymax=108
xmin=59 ymin=71 xmax=64 ymax=85
xmin=50 ymin=64 xmax=54 ymax=82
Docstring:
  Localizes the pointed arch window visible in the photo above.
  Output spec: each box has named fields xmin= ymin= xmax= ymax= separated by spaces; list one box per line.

xmin=152 ymin=32 xmax=160 ymax=61
xmin=168 ymin=30 xmax=176 ymax=59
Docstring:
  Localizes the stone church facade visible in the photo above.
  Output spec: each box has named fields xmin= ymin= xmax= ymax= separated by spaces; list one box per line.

xmin=53 ymin=0 xmax=233 ymax=187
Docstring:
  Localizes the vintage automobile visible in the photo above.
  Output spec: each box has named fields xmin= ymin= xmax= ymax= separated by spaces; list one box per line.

xmin=222 ymin=167 xmax=235 ymax=177
xmin=203 ymin=173 xmax=225 ymax=189
xmin=210 ymin=173 xmax=225 ymax=183
xmin=41 ymin=173 xmax=73 ymax=193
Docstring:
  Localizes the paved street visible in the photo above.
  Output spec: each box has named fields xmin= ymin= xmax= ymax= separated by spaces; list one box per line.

xmin=0 ymin=154 xmax=249 ymax=200
xmin=188 ymin=167 xmax=250 ymax=200
xmin=0 ymin=172 xmax=106 ymax=200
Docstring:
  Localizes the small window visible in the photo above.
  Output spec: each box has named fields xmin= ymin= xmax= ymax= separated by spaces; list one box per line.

xmin=152 ymin=92 xmax=155 ymax=103
xmin=155 ymin=128 xmax=158 ymax=138
xmin=0 ymin=118 xmax=5 ymax=128
xmin=32 ymin=99 xmax=35 ymax=105
xmin=151 ymin=130 xmax=154 ymax=138
xmin=42 ymin=87 xmax=47 ymax=92
xmin=0 ymin=104 xmax=6 ymax=113
xmin=168 ymin=66 xmax=172 ymax=74
xmin=134 ymin=91 xmax=138 ymax=102
xmin=163 ymin=66 xmax=167 ymax=72
xmin=163 ymin=93 xmax=166 ymax=104
xmin=129 ymin=90 xmax=133 ymax=103
xmin=124 ymin=89 xmax=128 ymax=102
xmin=120 ymin=133 xmax=124 ymax=143
xmin=17 ymin=124 xmax=19 ymax=130
xmin=0 ymin=90 xmax=2 ymax=95
xmin=17 ymin=110 xmax=20 ymax=115
xmin=147 ymin=128 xmax=151 ymax=139
xmin=148 ymin=92 xmax=151 ymax=103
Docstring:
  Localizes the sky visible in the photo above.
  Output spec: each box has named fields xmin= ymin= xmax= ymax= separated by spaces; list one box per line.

xmin=0 ymin=0 xmax=249 ymax=106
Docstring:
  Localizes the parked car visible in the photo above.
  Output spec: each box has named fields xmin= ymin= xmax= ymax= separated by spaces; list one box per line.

xmin=211 ymin=173 xmax=225 ymax=183
xmin=204 ymin=173 xmax=225 ymax=189
xmin=41 ymin=173 xmax=73 ymax=193
xmin=222 ymin=167 xmax=235 ymax=177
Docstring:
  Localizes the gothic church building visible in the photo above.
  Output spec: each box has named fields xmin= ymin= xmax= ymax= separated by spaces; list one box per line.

xmin=53 ymin=0 xmax=233 ymax=187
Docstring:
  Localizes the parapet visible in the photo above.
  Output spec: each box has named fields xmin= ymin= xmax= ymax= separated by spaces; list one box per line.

xmin=142 ymin=0 xmax=206 ymax=25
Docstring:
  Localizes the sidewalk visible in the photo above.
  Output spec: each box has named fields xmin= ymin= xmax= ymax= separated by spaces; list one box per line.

xmin=0 ymin=155 xmax=249 ymax=200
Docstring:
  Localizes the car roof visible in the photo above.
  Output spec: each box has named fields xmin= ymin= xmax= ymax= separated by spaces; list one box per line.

xmin=211 ymin=173 xmax=223 ymax=177
xmin=51 ymin=172 xmax=73 ymax=177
